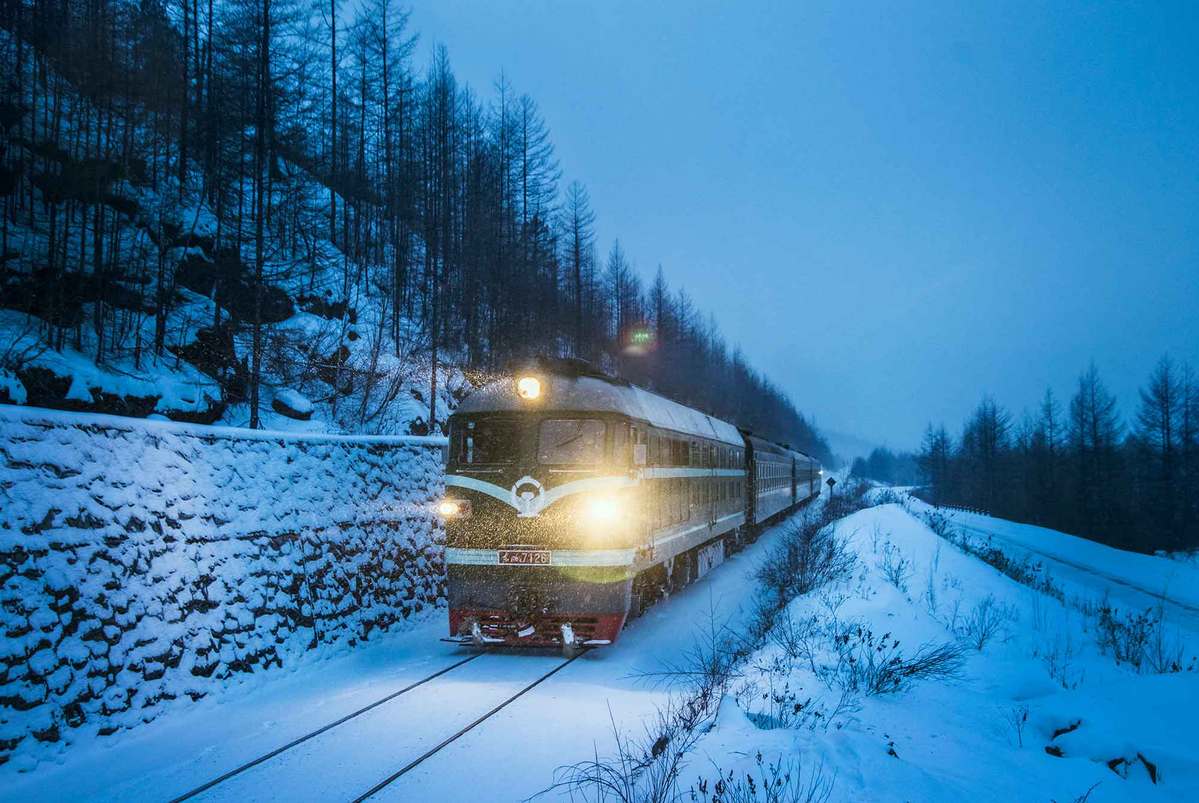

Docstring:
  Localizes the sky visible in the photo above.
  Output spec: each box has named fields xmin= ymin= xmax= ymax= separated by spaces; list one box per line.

xmin=406 ymin=0 xmax=1199 ymax=451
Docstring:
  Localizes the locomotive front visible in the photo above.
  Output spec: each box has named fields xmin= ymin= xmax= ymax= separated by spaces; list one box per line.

xmin=439 ymin=366 xmax=647 ymax=649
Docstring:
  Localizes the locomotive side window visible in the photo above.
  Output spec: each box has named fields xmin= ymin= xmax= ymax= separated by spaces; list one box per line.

xmin=538 ymin=419 xmax=606 ymax=464
xmin=460 ymin=419 xmax=518 ymax=464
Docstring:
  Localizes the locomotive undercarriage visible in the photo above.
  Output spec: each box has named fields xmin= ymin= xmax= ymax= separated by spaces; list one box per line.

xmin=447 ymin=528 xmax=752 ymax=654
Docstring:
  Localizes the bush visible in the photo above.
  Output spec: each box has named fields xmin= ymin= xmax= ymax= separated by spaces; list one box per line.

xmin=547 ymin=694 xmax=712 ymax=803
xmin=876 ymin=541 xmax=912 ymax=592
xmin=920 ymin=512 xmax=1065 ymax=602
xmin=824 ymin=479 xmax=870 ymax=520
xmin=786 ymin=617 xmax=965 ymax=697
xmin=1038 ymin=632 xmax=1085 ymax=689
xmin=957 ymin=594 xmax=1017 ymax=651
xmin=822 ymin=623 xmax=964 ymax=695
xmin=873 ymin=488 xmax=903 ymax=506
xmin=691 ymin=751 xmax=834 ymax=803
xmin=549 ymin=614 xmax=741 ymax=802
xmin=1095 ymin=602 xmax=1195 ymax=674
xmin=754 ymin=518 xmax=858 ymax=632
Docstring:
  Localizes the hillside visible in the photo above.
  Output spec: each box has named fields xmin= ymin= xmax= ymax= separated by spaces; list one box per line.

xmin=0 ymin=5 xmax=830 ymax=457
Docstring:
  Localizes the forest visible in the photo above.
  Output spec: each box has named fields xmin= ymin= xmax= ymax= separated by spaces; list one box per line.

xmin=917 ymin=358 xmax=1199 ymax=553
xmin=0 ymin=0 xmax=829 ymax=460
xmin=849 ymin=446 xmax=920 ymax=487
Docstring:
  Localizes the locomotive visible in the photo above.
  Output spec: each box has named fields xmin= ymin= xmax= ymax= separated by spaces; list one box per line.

xmin=438 ymin=359 xmax=821 ymax=652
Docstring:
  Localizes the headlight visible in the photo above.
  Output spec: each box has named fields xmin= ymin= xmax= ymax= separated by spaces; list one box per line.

xmin=516 ymin=375 xmax=542 ymax=400
xmin=583 ymin=496 xmax=621 ymax=525
xmin=438 ymin=499 xmax=471 ymax=517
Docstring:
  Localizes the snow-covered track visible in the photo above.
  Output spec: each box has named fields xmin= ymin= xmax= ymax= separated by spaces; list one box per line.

xmin=350 ymin=650 xmax=587 ymax=802
xmin=168 ymin=652 xmax=487 ymax=802
xmin=957 ymin=522 xmax=1199 ymax=618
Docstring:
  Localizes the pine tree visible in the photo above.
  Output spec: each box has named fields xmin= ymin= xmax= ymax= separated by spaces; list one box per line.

xmin=1067 ymin=363 xmax=1125 ymax=542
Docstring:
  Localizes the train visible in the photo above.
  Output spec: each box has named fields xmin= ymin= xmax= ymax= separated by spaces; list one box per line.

xmin=437 ymin=358 xmax=821 ymax=653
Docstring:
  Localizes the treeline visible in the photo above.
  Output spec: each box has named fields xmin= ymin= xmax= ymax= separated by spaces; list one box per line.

xmin=849 ymin=447 xmax=920 ymax=487
xmin=0 ymin=0 xmax=828 ymax=458
xmin=918 ymin=359 xmax=1199 ymax=553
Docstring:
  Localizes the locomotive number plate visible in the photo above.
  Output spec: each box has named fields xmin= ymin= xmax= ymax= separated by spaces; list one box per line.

xmin=498 ymin=549 xmax=551 ymax=566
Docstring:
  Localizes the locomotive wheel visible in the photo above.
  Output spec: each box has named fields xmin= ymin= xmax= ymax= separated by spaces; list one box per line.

xmin=669 ymin=549 xmax=695 ymax=594
xmin=631 ymin=564 xmax=668 ymax=618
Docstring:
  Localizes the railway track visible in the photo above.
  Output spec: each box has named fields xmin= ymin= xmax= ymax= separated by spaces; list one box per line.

xmin=168 ymin=649 xmax=585 ymax=802
xmin=350 ymin=650 xmax=586 ymax=801
xmin=956 ymin=522 xmax=1199 ymax=617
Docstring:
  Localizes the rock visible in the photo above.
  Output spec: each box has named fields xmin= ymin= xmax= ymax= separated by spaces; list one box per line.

xmin=169 ymin=322 xmax=247 ymax=404
xmin=175 ymin=249 xmax=293 ymax=323
xmin=296 ymin=292 xmax=353 ymax=322
xmin=102 ymin=191 xmax=139 ymax=217
xmin=272 ymin=389 xmax=314 ymax=421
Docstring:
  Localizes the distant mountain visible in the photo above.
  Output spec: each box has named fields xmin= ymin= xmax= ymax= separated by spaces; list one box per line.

xmin=823 ymin=429 xmax=881 ymax=467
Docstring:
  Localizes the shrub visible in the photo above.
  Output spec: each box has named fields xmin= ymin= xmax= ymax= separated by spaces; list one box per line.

xmin=824 ymin=479 xmax=870 ymax=520
xmin=873 ymin=488 xmax=903 ymax=506
xmin=691 ymin=751 xmax=834 ymax=803
xmin=876 ymin=541 xmax=912 ymax=593
xmin=1094 ymin=602 xmax=1195 ymax=674
xmin=810 ymin=621 xmax=964 ymax=696
xmin=754 ymin=519 xmax=858 ymax=633
xmin=1004 ymin=704 xmax=1030 ymax=748
xmin=547 ymin=695 xmax=712 ymax=803
xmin=1038 ymin=632 xmax=1085 ymax=689
xmin=957 ymin=594 xmax=1017 ymax=651
xmin=920 ymin=512 xmax=1066 ymax=603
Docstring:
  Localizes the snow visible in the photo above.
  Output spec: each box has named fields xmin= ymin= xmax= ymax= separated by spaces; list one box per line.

xmin=0 ymin=36 xmax=467 ymax=440
xmin=460 ymin=372 xmax=744 ymax=445
xmin=3 ymin=490 xmax=1196 ymax=801
xmin=0 ymin=369 xmax=28 ymax=404
xmin=0 ymin=406 xmax=447 ymax=768
xmin=922 ymin=502 xmax=1199 ymax=623
xmin=272 ymin=387 xmax=314 ymax=416
xmin=0 ymin=509 xmax=799 ymax=800
xmin=690 ymin=502 xmax=1199 ymax=802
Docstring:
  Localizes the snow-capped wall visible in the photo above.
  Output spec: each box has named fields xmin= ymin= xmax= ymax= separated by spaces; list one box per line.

xmin=0 ymin=405 xmax=447 ymax=765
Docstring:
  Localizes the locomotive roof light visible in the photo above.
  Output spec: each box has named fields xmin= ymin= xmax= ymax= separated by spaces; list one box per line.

xmin=516 ymin=375 xmax=542 ymax=401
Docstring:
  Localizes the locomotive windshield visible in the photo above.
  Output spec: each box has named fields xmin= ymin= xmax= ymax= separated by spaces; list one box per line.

xmin=457 ymin=418 xmax=519 ymax=464
xmin=537 ymin=419 xmax=606 ymax=464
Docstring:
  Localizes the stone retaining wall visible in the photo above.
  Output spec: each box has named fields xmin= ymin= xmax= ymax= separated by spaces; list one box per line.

xmin=0 ymin=406 xmax=446 ymax=765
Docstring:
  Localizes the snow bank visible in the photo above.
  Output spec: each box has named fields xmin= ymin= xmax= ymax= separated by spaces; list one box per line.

xmin=0 ymin=405 xmax=447 ymax=767
xmin=690 ymin=504 xmax=1199 ymax=801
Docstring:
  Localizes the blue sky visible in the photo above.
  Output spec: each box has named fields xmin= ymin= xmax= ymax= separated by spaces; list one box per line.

xmin=407 ymin=0 xmax=1199 ymax=449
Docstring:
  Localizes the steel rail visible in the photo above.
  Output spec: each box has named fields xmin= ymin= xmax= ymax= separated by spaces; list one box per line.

xmin=352 ymin=650 xmax=587 ymax=802
xmin=169 ymin=652 xmax=487 ymax=802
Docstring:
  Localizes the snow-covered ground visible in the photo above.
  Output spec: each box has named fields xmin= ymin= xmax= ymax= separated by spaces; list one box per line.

xmin=935 ymin=504 xmax=1199 ymax=628
xmin=692 ymin=502 xmax=1199 ymax=803
xmin=0 ymin=508 xmax=796 ymax=802
xmin=4 ymin=499 xmax=1196 ymax=802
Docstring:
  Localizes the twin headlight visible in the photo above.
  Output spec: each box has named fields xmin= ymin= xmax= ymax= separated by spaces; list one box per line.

xmin=582 ymin=496 xmax=622 ymax=526
xmin=437 ymin=499 xmax=471 ymax=518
